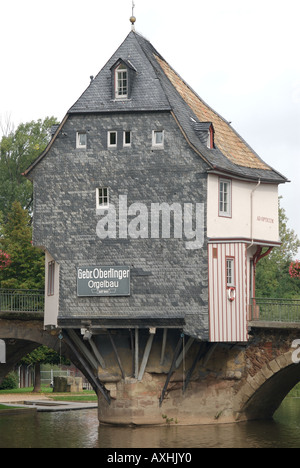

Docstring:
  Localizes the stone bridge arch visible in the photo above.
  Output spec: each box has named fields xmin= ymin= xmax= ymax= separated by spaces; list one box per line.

xmin=0 ymin=319 xmax=69 ymax=385
xmin=234 ymin=349 xmax=300 ymax=421
xmin=0 ymin=319 xmax=61 ymax=349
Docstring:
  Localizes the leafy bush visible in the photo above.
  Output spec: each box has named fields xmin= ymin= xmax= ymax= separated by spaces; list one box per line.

xmin=0 ymin=371 xmax=19 ymax=390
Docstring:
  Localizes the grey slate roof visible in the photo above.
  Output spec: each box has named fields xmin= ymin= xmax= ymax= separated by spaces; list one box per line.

xmin=69 ymin=32 xmax=171 ymax=114
xmin=68 ymin=31 xmax=287 ymax=184
xmin=26 ymin=31 xmax=287 ymax=184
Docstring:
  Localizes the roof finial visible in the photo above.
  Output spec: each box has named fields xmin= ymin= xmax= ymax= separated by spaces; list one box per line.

xmin=130 ymin=1 xmax=136 ymax=31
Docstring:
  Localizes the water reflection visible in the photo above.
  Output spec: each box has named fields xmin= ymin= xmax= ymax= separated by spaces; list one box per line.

xmin=0 ymin=399 xmax=300 ymax=448
xmin=0 ymin=410 xmax=99 ymax=448
xmin=96 ymin=417 xmax=298 ymax=449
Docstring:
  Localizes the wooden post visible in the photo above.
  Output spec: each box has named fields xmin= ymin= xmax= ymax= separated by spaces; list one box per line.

xmin=68 ymin=329 xmax=98 ymax=370
xmin=138 ymin=330 xmax=155 ymax=381
xmin=87 ymin=336 xmax=106 ymax=369
xmin=175 ymin=337 xmax=194 ymax=369
xmin=129 ymin=329 xmax=135 ymax=377
xmin=159 ymin=334 xmax=183 ymax=407
xmin=108 ymin=331 xmax=125 ymax=379
xmin=160 ymin=328 xmax=168 ymax=365
xmin=135 ymin=328 xmax=139 ymax=379
xmin=63 ymin=331 xmax=111 ymax=405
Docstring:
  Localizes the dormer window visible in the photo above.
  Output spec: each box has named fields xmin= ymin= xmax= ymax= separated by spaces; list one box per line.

xmin=193 ymin=121 xmax=214 ymax=150
xmin=115 ymin=64 xmax=128 ymax=99
xmin=111 ymin=59 xmax=136 ymax=101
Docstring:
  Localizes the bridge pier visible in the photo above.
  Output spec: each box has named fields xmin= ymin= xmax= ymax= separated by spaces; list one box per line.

xmin=63 ymin=326 xmax=300 ymax=426
xmin=63 ymin=328 xmax=246 ymax=425
xmin=97 ymin=374 xmax=239 ymax=426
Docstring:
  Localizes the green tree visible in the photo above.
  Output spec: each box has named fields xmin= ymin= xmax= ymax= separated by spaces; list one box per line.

xmin=21 ymin=346 xmax=68 ymax=393
xmin=0 ymin=201 xmax=44 ymax=289
xmin=0 ymin=116 xmax=58 ymax=215
xmin=255 ymin=198 xmax=300 ymax=298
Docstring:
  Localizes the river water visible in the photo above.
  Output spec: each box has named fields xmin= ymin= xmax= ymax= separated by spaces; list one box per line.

xmin=0 ymin=398 xmax=300 ymax=448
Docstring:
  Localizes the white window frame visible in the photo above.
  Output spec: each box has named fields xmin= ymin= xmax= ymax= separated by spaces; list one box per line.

xmin=76 ymin=131 xmax=87 ymax=149
xmin=123 ymin=131 xmax=131 ymax=147
xmin=115 ymin=64 xmax=128 ymax=99
xmin=96 ymin=187 xmax=109 ymax=210
xmin=219 ymin=178 xmax=231 ymax=217
xmin=108 ymin=131 xmax=117 ymax=148
xmin=226 ymin=258 xmax=235 ymax=287
xmin=152 ymin=130 xmax=164 ymax=149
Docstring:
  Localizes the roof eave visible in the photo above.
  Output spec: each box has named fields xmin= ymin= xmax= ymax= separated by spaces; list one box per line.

xmin=23 ymin=114 xmax=69 ymax=179
xmin=207 ymin=166 xmax=289 ymax=184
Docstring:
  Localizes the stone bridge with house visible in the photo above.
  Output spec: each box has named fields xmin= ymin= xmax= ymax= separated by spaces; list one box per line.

xmin=1 ymin=288 xmax=300 ymax=425
xmin=16 ymin=28 xmax=292 ymax=426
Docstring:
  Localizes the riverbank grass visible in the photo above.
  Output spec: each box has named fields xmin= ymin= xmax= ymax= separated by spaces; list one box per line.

xmin=0 ymin=404 xmax=20 ymax=410
xmin=0 ymin=387 xmax=97 ymax=402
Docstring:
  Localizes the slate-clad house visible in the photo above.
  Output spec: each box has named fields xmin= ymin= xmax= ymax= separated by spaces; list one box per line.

xmin=24 ymin=28 xmax=288 ymax=424
xmin=25 ymin=30 xmax=286 ymax=345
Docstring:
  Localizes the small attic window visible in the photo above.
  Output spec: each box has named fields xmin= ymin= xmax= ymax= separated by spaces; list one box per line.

xmin=115 ymin=64 xmax=128 ymax=99
xmin=193 ymin=121 xmax=214 ymax=149
xmin=111 ymin=59 xmax=136 ymax=101
xmin=207 ymin=126 xmax=214 ymax=149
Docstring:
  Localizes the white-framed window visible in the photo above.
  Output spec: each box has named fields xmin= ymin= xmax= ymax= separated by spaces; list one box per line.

xmin=108 ymin=131 xmax=117 ymax=148
xmin=219 ymin=178 xmax=231 ymax=217
xmin=226 ymin=258 xmax=235 ymax=287
xmin=115 ymin=64 xmax=128 ymax=99
xmin=96 ymin=187 xmax=109 ymax=210
xmin=123 ymin=131 xmax=131 ymax=147
xmin=152 ymin=130 xmax=164 ymax=148
xmin=76 ymin=131 xmax=87 ymax=149
xmin=48 ymin=261 xmax=55 ymax=296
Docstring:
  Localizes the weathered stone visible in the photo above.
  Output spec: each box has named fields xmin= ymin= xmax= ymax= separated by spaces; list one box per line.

xmin=53 ymin=376 xmax=83 ymax=393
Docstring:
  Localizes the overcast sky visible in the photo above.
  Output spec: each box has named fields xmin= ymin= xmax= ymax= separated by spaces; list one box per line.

xmin=1 ymin=0 xmax=300 ymax=253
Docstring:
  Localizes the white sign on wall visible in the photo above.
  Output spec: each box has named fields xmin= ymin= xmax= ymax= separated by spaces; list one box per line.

xmin=77 ymin=266 xmax=130 ymax=297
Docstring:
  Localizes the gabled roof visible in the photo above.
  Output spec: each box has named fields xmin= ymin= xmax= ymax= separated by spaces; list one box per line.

xmin=68 ymin=32 xmax=171 ymax=114
xmin=25 ymin=31 xmax=287 ymax=184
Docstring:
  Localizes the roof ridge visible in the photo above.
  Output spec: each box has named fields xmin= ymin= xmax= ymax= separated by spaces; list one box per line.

xmin=131 ymin=32 xmax=173 ymax=110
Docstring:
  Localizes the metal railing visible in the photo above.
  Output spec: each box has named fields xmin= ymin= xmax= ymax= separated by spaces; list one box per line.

xmin=1 ymin=288 xmax=300 ymax=324
xmin=0 ymin=288 xmax=44 ymax=314
xmin=249 ymin=298 xmax=300 ymax=323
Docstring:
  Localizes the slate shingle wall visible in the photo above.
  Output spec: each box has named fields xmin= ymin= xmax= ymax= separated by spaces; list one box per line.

xmin=31 ymin=111 xmax=209 ymax=340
